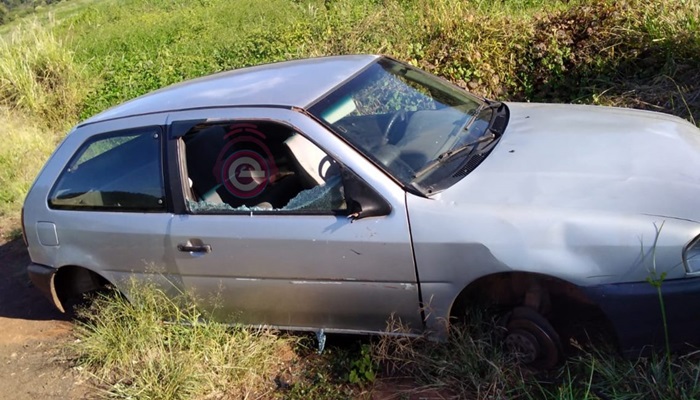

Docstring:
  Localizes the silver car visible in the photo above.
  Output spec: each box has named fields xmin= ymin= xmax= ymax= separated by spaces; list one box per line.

xmin=23 ymin=55 xmax=700 ymax=367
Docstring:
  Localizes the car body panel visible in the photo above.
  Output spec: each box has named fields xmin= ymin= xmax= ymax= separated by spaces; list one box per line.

xmin=165 ymin=107 xmax=423 ymax=332
xmin=470 ymin=102 xmax=700 ymax=222
xmin=583 ymin=277 xmax=700 ymax=355
xmin=407 ymin=102 xmax=700 ymax=333
xmin=169 ymin=212 xmax=422 ymax=331
xmin=23 ymin=113 xmax=177 ymax=295
xmin=81 ymin=55 xmax=379 ymax=127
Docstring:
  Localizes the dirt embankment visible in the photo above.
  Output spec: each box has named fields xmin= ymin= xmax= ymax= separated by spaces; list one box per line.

xmin=0 ymin=236 xmax=87 ymax=399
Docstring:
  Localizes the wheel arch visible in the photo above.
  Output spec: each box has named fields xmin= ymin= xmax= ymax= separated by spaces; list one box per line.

xmin=448 ymin=271 xmax=619 ymax=349
xmin=51 ymin=265 xmax=114 ymax=313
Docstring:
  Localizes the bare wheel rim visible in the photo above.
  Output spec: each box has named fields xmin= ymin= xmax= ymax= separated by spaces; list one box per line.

xmin=505 ymin=307 xmax=562 ymax=368
xmin=505 ymin=329 xmax=540 ymax=364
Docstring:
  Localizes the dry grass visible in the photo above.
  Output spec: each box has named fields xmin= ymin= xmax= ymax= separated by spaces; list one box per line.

xmin=0 ymin=107 xmax=57 ymax=228
xmin=72 ymin=280 xmax=297 ymax=399
xmin=0 ymin=18 xmax=85 ymax=232
xmin=372 ymin=314 xmax=525 ymax=399
xmin=0 ymin=19 xmax=86 ymax=130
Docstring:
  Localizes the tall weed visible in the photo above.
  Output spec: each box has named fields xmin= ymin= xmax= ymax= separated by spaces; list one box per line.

xmin=530 ymin=346 xmax=700 ymax=400
xmin=0 ymin=107 xmax=57 ymax=225
xmin=0 ymin=19 xmax=85 ymax=129
xmin=372 ymin=314 xmax=700 ymax=399
xmin=372 ymin=313 xmax=524 ymax=399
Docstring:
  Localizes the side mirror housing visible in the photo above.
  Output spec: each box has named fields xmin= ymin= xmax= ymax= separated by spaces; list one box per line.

xmin=341 ymin=167 xmax=392 ymax=221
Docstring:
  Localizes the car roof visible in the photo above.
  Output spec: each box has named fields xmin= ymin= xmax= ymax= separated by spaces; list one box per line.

xmin=79 ymin=54 xmax=381 ymax=126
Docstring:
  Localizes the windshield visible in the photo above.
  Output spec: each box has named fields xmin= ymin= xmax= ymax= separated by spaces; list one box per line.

xmin=309 ymin=58 xmax=493 ymax=194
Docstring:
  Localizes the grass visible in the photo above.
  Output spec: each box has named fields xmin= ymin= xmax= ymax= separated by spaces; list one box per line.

xmin=0 ymin=19 xmax=83 ymax=228
xmin=71 ymin=280 xmax=369 ymax=399
xmin=0 ymin=107 xmax=57 ymax=227
xmin=370 ymin=313 xmax=700 ymax=399
xmin=372 ymin=313 xmax=521 ymax=398
xmin=0 ymin=19 xmax=85 ymax=129
xmin=72 ymin=280 xmax=298 ymax=399
xmin=0 ymin=0 xmax=697 ymax=227
xmin=72 ymin=286 xmax=700 ymax=399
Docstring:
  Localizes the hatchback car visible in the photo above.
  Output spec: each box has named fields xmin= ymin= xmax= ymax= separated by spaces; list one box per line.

xmin=24 ymin=55 xmax=700 ymax=367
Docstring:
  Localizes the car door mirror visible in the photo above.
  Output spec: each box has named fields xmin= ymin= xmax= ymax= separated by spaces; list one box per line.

xmin=340 ymin=166 xmax=391 ymax=221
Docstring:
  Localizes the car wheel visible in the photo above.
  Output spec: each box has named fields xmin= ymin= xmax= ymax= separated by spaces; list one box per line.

xmin=504 ymin=306 xmax=562 ymax=368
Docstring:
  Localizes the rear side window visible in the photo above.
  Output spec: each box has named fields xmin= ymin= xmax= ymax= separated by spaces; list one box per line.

xmin=49 ymin=127 xmax=165 ymax=211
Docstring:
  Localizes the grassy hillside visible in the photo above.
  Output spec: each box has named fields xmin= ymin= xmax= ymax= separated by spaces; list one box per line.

xmin=61 ymin=0 xmax=700 ymax=122
xmin=0 ymin=0 xmax=698 ymax=231
xmin=1 ymin=0 xmax=700 ymax=397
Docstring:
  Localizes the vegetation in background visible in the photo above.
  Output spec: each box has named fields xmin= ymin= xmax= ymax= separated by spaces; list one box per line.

xmin=0 ymin=19 xmax=83 ymax=228
xmin=0 ymin=0 xmax=52 ymax=25
xmin=2 ymin=0 xmax=700 ymax=397
xmin=42 ymin=0 xmax=699 ymax=123
xmin=0 ymin=108 xmax=55 ymax=231
xmin=0 ymin=0 xmax=697 ymax=227
xmin=0 ymin=19 xmax=84 ymax=128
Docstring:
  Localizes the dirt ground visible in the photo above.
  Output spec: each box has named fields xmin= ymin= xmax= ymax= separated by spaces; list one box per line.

xmin=0 ymin=235 xmax=89 ymax=399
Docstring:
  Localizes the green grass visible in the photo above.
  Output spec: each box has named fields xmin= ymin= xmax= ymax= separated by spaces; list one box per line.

xmin=0 ymin=107 xmax=57 ymax=225
xmin=71 ymin=280 xmax=368 ymax=399
xmin=0 ymin=0 xmax=102 ymax=35
xmin=0 ymin=19 xmax=83 ymax=227
xmin=0 ymin=19 xmax=85 ymax=128
xmin=39 ymin=0 xmax=699 ymax=122
xmin=72 ymin=287 xmax=700 ymax=399
xmin=72 ymin=280 xmax=298 ymax=399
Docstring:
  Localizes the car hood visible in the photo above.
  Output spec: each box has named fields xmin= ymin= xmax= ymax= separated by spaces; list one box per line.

xmin=441 ymin=102 xmax=700 ymax=222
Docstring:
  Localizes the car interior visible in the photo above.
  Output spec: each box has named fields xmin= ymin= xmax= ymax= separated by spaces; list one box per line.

xmin=181 ymin=121 xmax=345 ymax=213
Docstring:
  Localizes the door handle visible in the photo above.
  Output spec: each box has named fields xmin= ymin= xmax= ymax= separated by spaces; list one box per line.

xmin=177 ymin=243 xmax=212 ymax=253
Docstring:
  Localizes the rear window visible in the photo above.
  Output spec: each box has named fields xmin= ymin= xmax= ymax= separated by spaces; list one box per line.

xmin=48 ymin=127 xmax=165 ymax=211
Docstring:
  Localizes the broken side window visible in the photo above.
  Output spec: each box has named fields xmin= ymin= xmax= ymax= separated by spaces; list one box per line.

xmin=181 ymin=120 xmax=347 ymax=214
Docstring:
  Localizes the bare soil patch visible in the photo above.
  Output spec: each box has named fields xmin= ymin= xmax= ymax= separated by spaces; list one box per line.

xmin=0 ymin=235 xmax=88 ymax=399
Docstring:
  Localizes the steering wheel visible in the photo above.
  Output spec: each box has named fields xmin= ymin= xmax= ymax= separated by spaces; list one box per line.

xmin=383 ymin=111 xmax=407 ymax=144
xmin=372 ymin=144 xmax=415 ymax=183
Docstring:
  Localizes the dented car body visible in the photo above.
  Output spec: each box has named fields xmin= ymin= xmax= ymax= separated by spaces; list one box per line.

xmin=24 ymin=55 xmax=700 ymax=366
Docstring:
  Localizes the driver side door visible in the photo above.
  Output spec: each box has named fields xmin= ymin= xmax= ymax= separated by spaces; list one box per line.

xmin=166 ymin=108 xmax=423 ymax=333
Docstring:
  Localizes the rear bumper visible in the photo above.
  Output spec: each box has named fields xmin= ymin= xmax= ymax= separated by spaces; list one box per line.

xmin=583 ymin=277 xmax=700 ymax=356
xmin=27 ymin=263 xmax=60 ymax=310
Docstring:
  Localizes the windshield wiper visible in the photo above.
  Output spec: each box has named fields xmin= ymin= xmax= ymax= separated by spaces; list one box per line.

xmin=413 ymin=132 xmax=497 ymax=180
xmin=412 ymin=100 xmax=508 ymax=181
xmin=460 ymin=103 xmax=488 ymax=133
